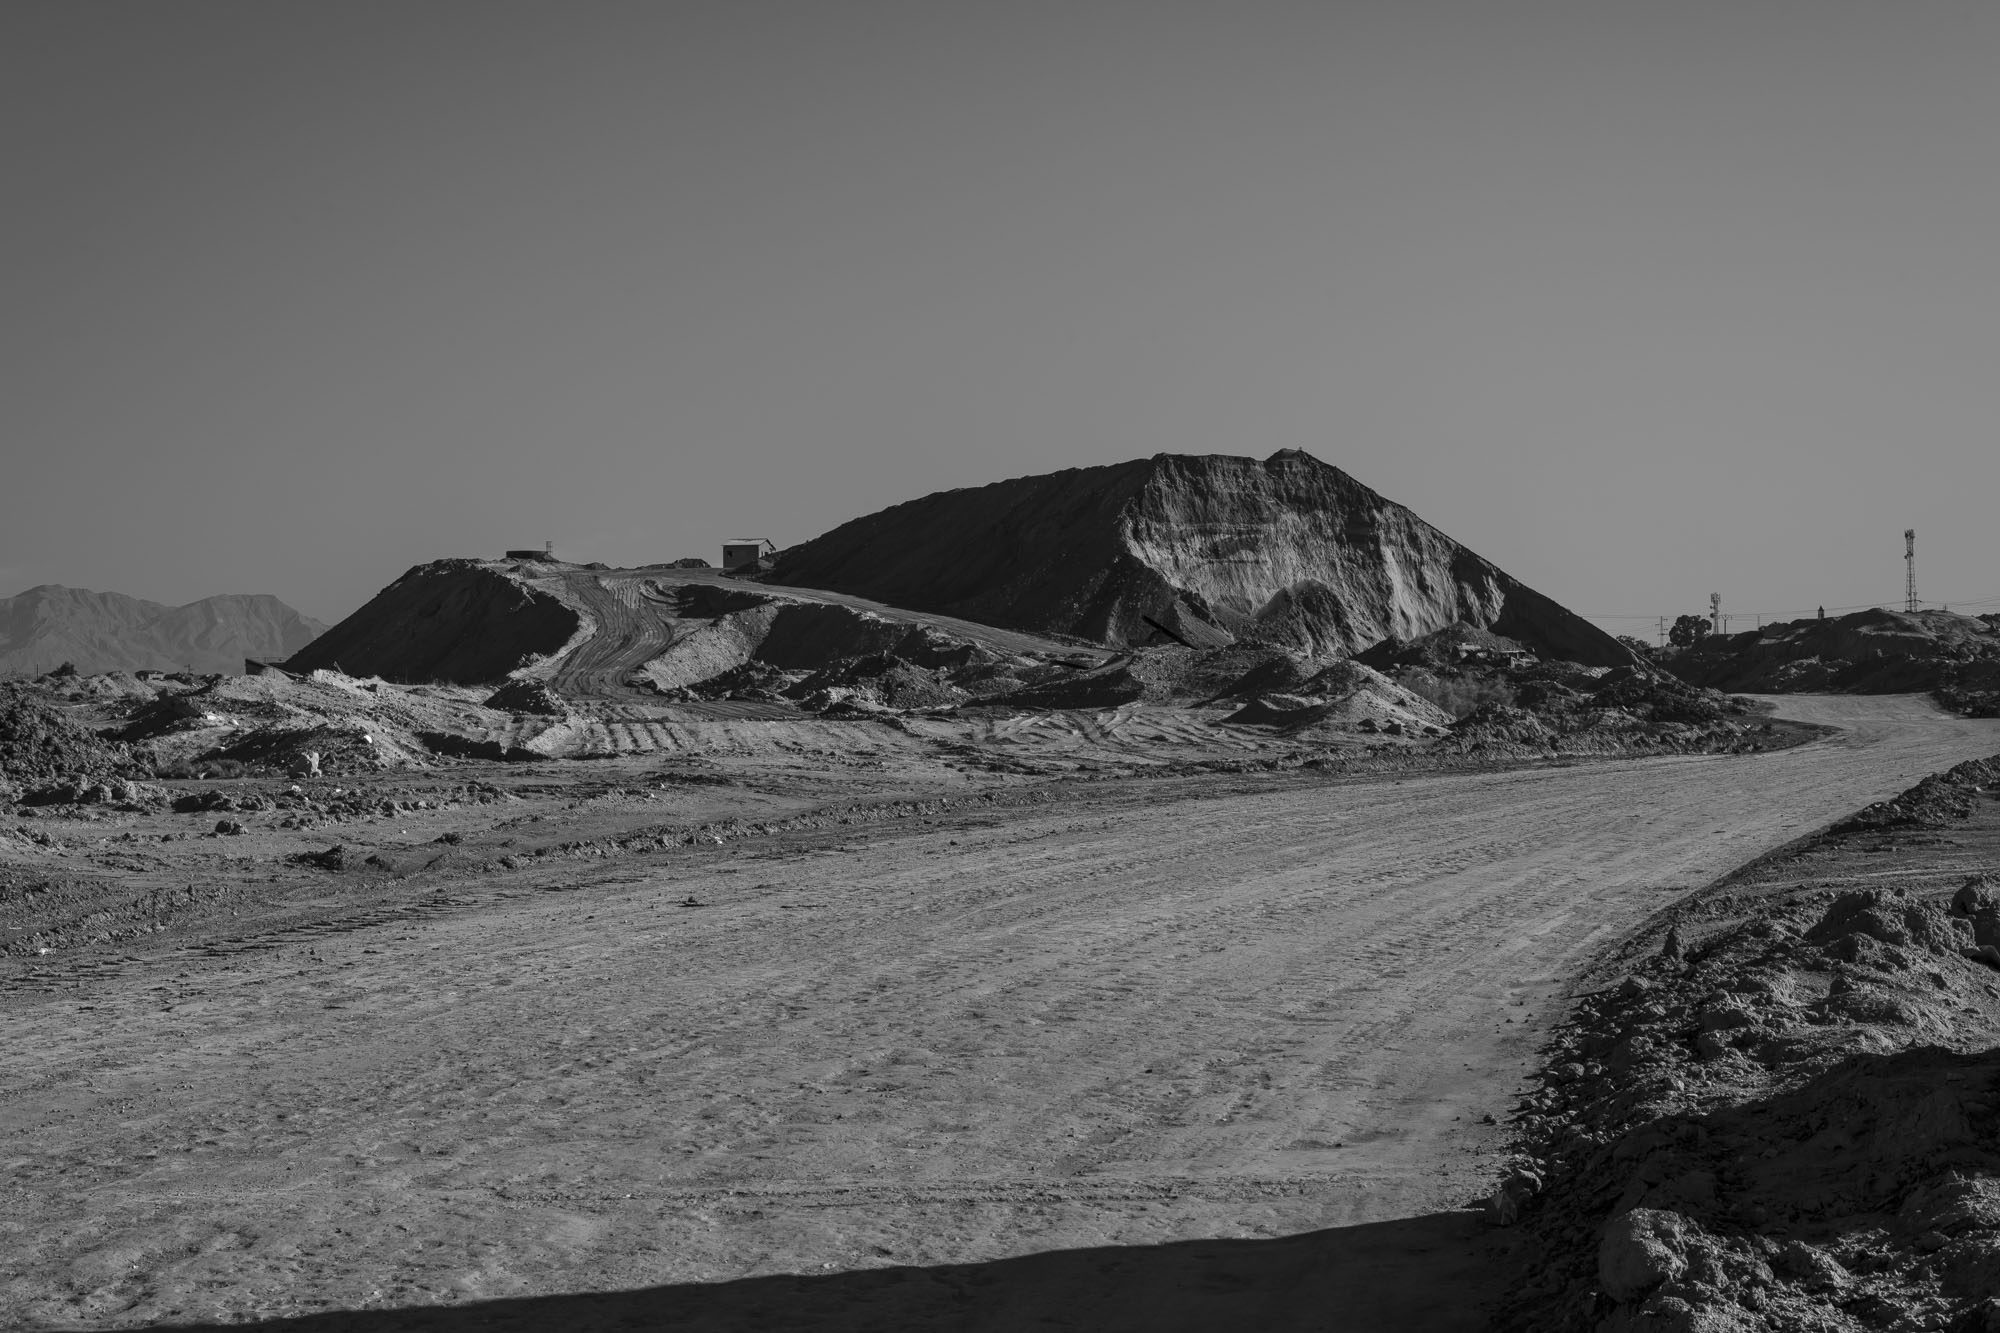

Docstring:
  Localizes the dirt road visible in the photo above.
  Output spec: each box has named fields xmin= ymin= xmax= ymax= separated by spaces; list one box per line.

xmin=3 ymin=696 xmax=1997 ymax=1331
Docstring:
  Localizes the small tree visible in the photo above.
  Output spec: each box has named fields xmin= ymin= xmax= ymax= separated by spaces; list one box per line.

xmin=1668 ymin=614 xmax=1712 ymax=648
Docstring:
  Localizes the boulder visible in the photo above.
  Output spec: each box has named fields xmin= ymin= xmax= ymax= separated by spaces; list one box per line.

xmin=1599 ymin=1207 xmax=1694 ymax=1303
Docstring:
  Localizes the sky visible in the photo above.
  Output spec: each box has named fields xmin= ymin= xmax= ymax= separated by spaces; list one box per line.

xmin=5 ymin=1 xmax=1999 ymax=638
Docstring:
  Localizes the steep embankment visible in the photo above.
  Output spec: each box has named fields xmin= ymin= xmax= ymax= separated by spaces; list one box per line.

xmin=1670 ymin=608 xmax=2000 ymax=714
xmin=0 ymin=584 xmax=326 ymax=676
xmin=285 ymin=561 xmax=585 ymax=684
xmin=768 ymin=450 xmax=1633 ymax=666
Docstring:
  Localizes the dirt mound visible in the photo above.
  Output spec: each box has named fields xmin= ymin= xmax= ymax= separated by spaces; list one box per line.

xmin=0 ymin=682 xmax=130 ymax=783
xmin=483 ymin=679 xmax=570 ymax=715
xmin=1827 ymin=756 xmax=2000 ymax=836
xmin=768 ymin=450 xmax=1637 ymax=666
xmin=1221 ymin=660 xmax=1453 ymax=736
xmin=1495 ymin=755 xmax=2000 ymax=1332
xmin=285 ymin=560 xmax=584 ymax=684
xmin=782 ymin=653 xmax=969 ymax=711
xmin=1670 ymin=608 xmax=2000 ymax=715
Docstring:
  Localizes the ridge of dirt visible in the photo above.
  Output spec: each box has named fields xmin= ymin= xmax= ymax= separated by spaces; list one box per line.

xmin=0 ymin=682 xmax=130 ymax=788
xmin=1666 ymin=608 xmax=2000 ymax=718
xmin=1495 ymin=752 xmax=2000 ymax=1332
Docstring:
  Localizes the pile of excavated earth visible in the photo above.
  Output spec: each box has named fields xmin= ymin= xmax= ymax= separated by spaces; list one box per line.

xmin=1495 ymin=754 xmax=2000 ymax=1333
xmin=1670 ymin=609 xmax=2000 ymax=718
xmin=769 ymin=449 xmax=1632 ymax=664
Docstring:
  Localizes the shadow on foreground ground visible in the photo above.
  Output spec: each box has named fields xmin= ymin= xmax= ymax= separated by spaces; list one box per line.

xmin=146 ymin=1209 xmax=1518 ymax=1333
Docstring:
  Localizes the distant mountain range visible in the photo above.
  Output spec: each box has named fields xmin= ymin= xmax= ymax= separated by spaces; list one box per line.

xmin=0 ymin=585 xmax=329 ymax=677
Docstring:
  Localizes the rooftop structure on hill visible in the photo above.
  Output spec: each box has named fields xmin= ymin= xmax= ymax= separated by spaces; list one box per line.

xmin=722 ymin=538 xmax=777 ymax=571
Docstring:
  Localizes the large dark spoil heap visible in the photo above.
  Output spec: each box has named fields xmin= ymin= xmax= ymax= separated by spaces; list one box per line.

xmin=769 ymin=450 xmax=1633 ymax=665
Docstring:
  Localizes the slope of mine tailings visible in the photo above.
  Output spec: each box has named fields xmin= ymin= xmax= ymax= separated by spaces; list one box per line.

xmin=285 ymin=560 xmax=584 ymax=684
xmin=284 ymin=559 xmax=1104 ymax=694
xmin=767 ymin=449 xmax=1634 ymax=666
xmin=1669 ymin=608 xmax=2000 ymax=713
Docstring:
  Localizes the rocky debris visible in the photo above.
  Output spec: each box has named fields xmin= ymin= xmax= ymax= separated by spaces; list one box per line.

xmin=1828 ymin=757 xmax=2000 ymax=836
xmin=1670 ymin=608 xmax=2000 ymax=717
xmin=1347 ymin=630 xmax=1776 ymax=758
xmin=782 ymin=652 xmax=969 ymax=711
xmin=1220 ymin=660 xmax=1453 ymax=736
xmin=0 ymin=683 xmax=131 ymax=783
xmin=482 ymin=679 xmax=571 ymax=716
xmin=20 ymin=777 xmax=163 ymax=808
xmin=291 ymin=844 xmax=350 ymax=870
xmin=1493 ymin=755 xmax=2000 ymax=1333
xmin=0 ymin=584 xmax=326 ymax=677
xmin=171 ymin=789 xmax=272 ymax=815
xmin=768 ymin=450 xmax=1637 ymax=665
xmin=979 ymin=665 xmax=1146 ymax=711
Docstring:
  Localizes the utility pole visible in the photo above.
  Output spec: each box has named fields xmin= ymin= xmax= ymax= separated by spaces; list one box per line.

xmin=1657 ymin=615 xmax=1667 ymax=647
xmin=1905 ymin=529 xmax=1918 ymax=613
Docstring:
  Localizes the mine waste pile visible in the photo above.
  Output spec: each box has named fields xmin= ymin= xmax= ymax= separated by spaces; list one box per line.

xmin=768 ymin=448 xmax=1637 ymax=665
xmin=1668 ymin=608 xmax=2000 ymax=719
xmin=1493 ymin=754 xmax=2000 ymax=1333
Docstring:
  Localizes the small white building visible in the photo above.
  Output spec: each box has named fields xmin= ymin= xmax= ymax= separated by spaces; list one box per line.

xmin=722 ymin=538 xmax=775 ymax=570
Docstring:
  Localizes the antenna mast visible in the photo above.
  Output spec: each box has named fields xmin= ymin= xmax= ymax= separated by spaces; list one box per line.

xmin=1905 ymin=529 xmax=1918 ymax=613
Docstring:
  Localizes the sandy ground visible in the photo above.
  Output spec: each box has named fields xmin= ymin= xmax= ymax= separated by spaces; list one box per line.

xmin=3 ymin=695 xmax=1997 ymax=1331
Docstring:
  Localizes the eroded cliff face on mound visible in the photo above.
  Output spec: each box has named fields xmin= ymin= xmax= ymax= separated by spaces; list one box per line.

xmin=770 ymin=450 xmax=1633 ymax=666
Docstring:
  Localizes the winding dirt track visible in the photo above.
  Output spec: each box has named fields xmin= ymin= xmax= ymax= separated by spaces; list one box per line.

xmin=4 ymin=697 xmax=1998 ymax=1331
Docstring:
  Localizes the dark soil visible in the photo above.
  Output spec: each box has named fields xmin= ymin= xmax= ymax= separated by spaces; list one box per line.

xmin=0 ymin=682 xmax=131 ymax=785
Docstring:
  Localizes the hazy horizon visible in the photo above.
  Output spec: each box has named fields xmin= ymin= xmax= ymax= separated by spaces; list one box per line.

xmin=8 ymin=1 xmax=2000 ymax=641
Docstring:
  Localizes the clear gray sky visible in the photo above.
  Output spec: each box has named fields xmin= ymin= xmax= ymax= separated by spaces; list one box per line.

xmin=6 ymin=1 xmax=1998 ymax=636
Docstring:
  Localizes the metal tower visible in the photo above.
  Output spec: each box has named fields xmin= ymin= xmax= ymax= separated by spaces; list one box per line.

xmin=1905 ymin=529 xmax=1918 ymax=613
xmin=1709 ymin=591 xmax=1721 ymax=636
